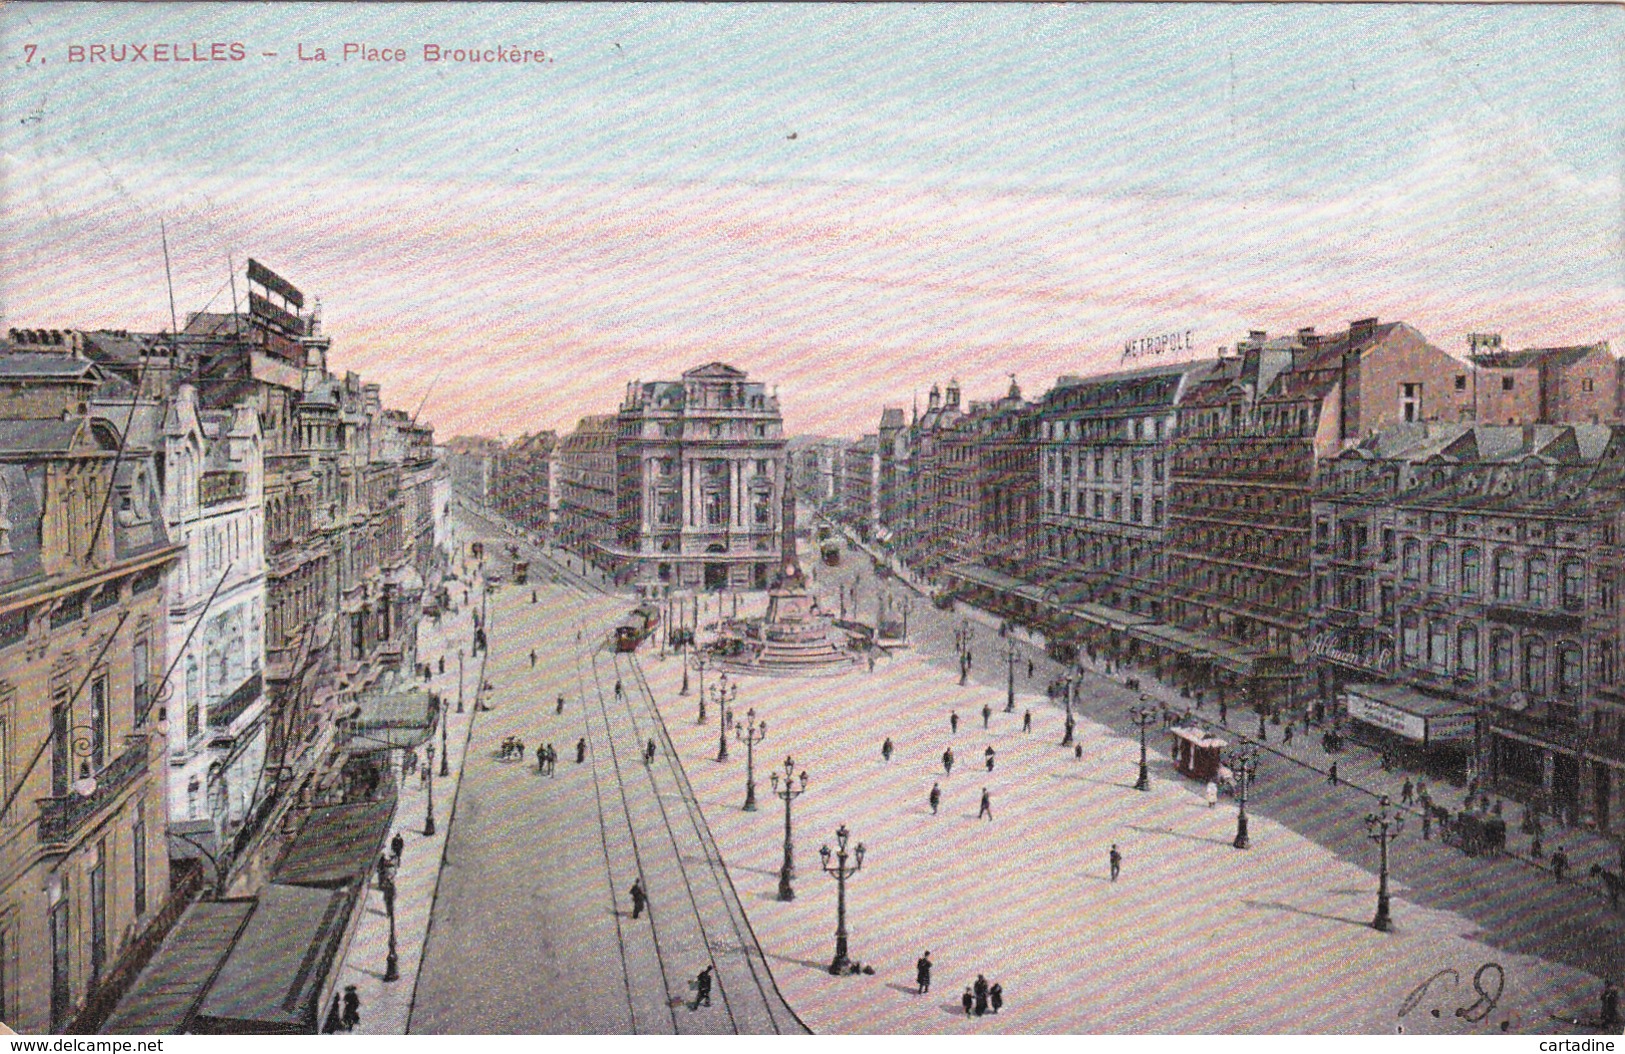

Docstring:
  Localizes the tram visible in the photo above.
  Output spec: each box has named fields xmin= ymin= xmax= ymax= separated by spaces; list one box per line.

xmin=613 ymin=603 xmax=662 ymax=652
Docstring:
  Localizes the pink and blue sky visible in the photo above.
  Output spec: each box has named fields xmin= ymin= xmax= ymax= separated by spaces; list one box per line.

xmin=2 ymin=3 xmax=1620 ymax=439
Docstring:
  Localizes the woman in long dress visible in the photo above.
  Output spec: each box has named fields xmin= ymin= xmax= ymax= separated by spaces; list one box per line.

xmin=1205 ymin=780 xmax=1219 ymax=807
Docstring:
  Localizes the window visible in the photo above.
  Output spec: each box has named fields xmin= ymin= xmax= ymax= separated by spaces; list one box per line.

xmin=1428 ymin=621 xmax=1449 ymax=670
xmin=1524 ymin=638 xmax=1547 ymax=693
xmin=133 ymin=639 xmax=149 ymax=727
xmin=1153 ymin=499 xmax=1163 ymax=525
xmin=1380 ymin=584 xmax=1395 ymax=621
xmin=1152 ymin=457 xmax=1164 ymax=482
xmin=185 ymin=657 xmax=200 ymax=740
xmin=1526 ymin=556 xmax=1548 ymax=606
xmin=1094 ymin=494 xmax=1104 ymax=519
xmin=1460 ymin=547 xmax=1480 ymax=595
xmin=1455 ymin=375 xmax=1467 ymax=391
xmin=1583 ymin=378 xmax=1595 ymax=393
xmin=1502 ymin=377 xmax=1514 ymax=391
xmin=1459 ymin=625 xmax=1479 ymax=676
xmin=1401 ymin=539 xmax=1421 ymax=581
xmin=1132 ymin=497 xmax=1143 ymax=523
xmin=1112 ymin=457 xmax=1122 ymax=482
xmin=1558 ymin=643 xmax=1583 ymax=695
xmin=1401 ymin=383 xmax=1422 ymax=422
xmin=1491 ymin=633 xmax=1513 ymax=683
xmin=91 ymin=674 xmax=108 ymax=769
xmin=50 ymin=885 xmax=69 ymax=1031
xmin=1131 ymin=458 xmax=1143 ymax=481
xmin=1402 ymin=615 xmax=1420 ymax=663
xmin=1561 ymin=560 xmax=1584 ymax=610
xmin=1428 ymin=543 xmax=1449 ymax=589
xmin=50 ymin=697 xmax=69 ymax=797
xmin=133 ymin=798 xmax=147 ymax=916
xmin=90 ymin=842 xmax=107 ymax=984
xmin=1111 ymin=495 xmax=1123 ymax=521
xmin=1494 ymin=552 xmax=1515 ymax=600
xmin=1381 ymin=528 xmax=1395 ymax=563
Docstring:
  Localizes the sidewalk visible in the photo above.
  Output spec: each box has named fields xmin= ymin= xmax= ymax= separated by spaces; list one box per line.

xmin=329 ymin=569 xmax=490 ymax=1035
xmin=1068 ymin=646 xmax=1625 ymax=905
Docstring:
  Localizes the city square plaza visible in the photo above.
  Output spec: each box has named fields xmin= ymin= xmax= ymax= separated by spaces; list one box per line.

xmin=484 ymin=568 xmax=1607 ymax=1034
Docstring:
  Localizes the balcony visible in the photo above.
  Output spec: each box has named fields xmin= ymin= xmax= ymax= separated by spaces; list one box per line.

xmin=207 ymin=672 xmax=264 ymax=730
xmin=38 ymin=744 xmax=147 ymax=846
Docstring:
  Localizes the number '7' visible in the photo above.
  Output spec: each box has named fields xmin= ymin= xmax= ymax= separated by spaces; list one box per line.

xmin=24 ymin=45 xmax=37 ymax=63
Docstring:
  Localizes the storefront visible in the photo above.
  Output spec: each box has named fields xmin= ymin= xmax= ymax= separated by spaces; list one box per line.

xmin=1339 ymin=682 xmax=1474 ymax=775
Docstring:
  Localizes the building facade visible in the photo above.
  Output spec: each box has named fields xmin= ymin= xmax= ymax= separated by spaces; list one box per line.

xmin=1468 ymin=335 xmax=1622 ymax=427
xmin=557 ymin=415 xmax=619 ymax=575
xmin=613 ymin=364 xmax=786 ymax=591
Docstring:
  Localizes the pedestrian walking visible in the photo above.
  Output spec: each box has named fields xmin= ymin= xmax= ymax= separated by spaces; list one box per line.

xmin=1220 ymin=700 xmax=1228 ymax=724
xmin=532 ymin=590 xmax=538 ymax=604
xmin=868 ymin=652 xmax=876 ymax=673
xmin=990 ymin=983 xmax=1003 ymax=1014
xmin=556 ymin=694 xmax=565 ymax=715
xmin=1602 ymin=979 xmax=1621 ymax=1030
xmin=341 ymin=985 xmax=361 ymax=1031
xmin=1421 ymin=805 xmax=1432 ymax=841
xmin=645 ymin=738 xmax=657 ymax=765
xmin=537 ymin=743 xmax=547 ymax=773
xmin=439 ymin=655 xmax=445 ymax=674
xmin=576 ymin=737 xmax=587 ymax=764
xmin=390 ymin=831 xmax=404 ymax=862
xmin=882 ymin=737 xmax=894 ymax=762
xmin=929 ymin=782 xmax=941 ymax=815
xmin=1327 ymin=762 xmax=1339 ymax=786
xmin=950 ymin=711 xmax=959 ymax=734
xmin=529 ymin=649 xmax=537 ymax=668
xmin=916 ymin=952 xmax=933 ymax=994
xmin=694 ymin=964 xmax=714 ymax=1008
xmin=982 ymin=704 xmax=992 ymax=729
xmin=1074 ymin=743 xmax=1083 ymax=762
xmin=1283 ymin=723 xmax=1293 ymax=746
xmin=1552 ymin=845 xmax=1570 ymax=883
xmin=1109 ymin=844 xmax=1121 ymax=882
xmin=985 ymin=746 xmax=995 ymax=773
xmin=1027 ymin=658 xmax=1034 ymax=679
xmin=962 ymin=988 xmax=975 ymax=1016
xmin=1022 ymin=710 xmax=1032 ymax=733
xmin=978 ymin=787 xmax=993 ymax=821
xmin=1205 ymin=780 xmax=1218 ymax=807
xmin=974 ymin=974 xmax=990 ymax=1016
xmin=943 ymin=747 xmax=955 ymax=776
xmin=1401 ymin=779 xmax=1414 ymax=806
xmin=615 ymin=679 xmax=624 ymax=699
xmin=630 ymin=878 xmax=647 ymax=919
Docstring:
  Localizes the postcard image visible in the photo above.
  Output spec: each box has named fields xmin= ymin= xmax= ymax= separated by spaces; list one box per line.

xmin=0 ymin=1 xmax=1622 ymax=1039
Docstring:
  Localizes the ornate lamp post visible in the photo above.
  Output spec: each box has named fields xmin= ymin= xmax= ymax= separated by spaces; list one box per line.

xmin=706 ymin=669 xmax=734 ymax=729
xmin=818 ymin=824 xmax=866 ymax=975
xmin=1061 ymin=676 xmax=1076 ymax=746
xmin=423 ymin=741 xmax=438 ymax=837
xmin=770 ymin=757 xmax=808 ymax=900
xmin=900 ymin=596 xmax=912 ymax=640
xmin=440 ymin=702 xmax=450 ymax=776
xmin=380 ymin=855 xmax=400 ymax=981
xmin=1005 ymin=639 xmax=1018 ymax=712
xmin=457 ymin=649 xmax=465 ymax=713
xmin=1226 ymin=738 xmax=1259 ymax=849
xmin=1365 ymin=793 xmax=1405 ymax=931
xmin=1129 ymin=703 xmax=1157 ymax=791
xmin=679 ymin=638 xmax=691 ymax=697
xmin=694 ymin=652 xmax=712 ymax=720
xmin=735 ymin=707 xmax=768 ymax=809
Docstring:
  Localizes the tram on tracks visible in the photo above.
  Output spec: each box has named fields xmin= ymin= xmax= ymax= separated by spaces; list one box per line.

xmin=613 ymin=602 xmax=662 ymax=652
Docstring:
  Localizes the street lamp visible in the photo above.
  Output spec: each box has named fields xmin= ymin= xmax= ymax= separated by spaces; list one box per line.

xmin=818 ymin=824 xmax=866 ymax=975
xmin=1005 ymin=639 xmax=1018 ymax=712
xmin=1226 ymin=738 xmax=1259 ymax=849
xmin=380 ymin=855 xmax=400 ymax=982
xmin=736 ymin=707 xmax=768 ymax=809
xmin=770 ymin=757 xmax=808 ymax=901
xmin=1365 ymin=793 xmax=1406 ymax=931
xmin=440 ymin=702 xmax=450 ymax=776
xmin=424 ymin=741 xmax=438 ymax=837
xmin=696 ymin=654 xmax=717 ymax=723
xmin=1062 ymin=676 xmax=1076 ymax=747
xmin=680 ymin=636 xmax=691 ymax=697
xmin=707 ymin=670 xmax=736 ymax=730
xmin=457 ymin=649 xmax=465 ymax=713
xmin=1129 ymin=703 xmax=1157 ymax=791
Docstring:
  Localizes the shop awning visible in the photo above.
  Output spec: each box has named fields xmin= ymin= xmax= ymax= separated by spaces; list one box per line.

xmin=1129 ymin=623 xmax=1270 ymax=676
xmin=1067 ymin=602 xmax=1155 ymax=633
xmin=273 ymin=796 xmax=395 ymax=889
xmin=100 ymin=900 xmax=257 ymax=1034
xmin=189 ymin=884 xmax=353 ymax=1034
xmin=1341 ymin=682 xmax=1475 ymax=747
xmin=344 ymin=686 xmax=439 ymax=751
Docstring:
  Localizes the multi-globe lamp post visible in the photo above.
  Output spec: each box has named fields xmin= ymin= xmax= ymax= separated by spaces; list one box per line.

xmin=735 ymin=707 xmax=767 ymax=809
xmin=819 ymin=824 xmax=866 ymax=975
xmin=770 ymin=757 xmax=808 ymax=901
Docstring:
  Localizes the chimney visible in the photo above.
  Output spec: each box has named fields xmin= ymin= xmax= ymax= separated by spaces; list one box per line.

xmin=1349 ymin=317 xmax=1379 ymax=343
xmin=1248 ymin=330 xmax=1268 ymax=343
xmin=1297 ymin=326 xmax=1318 ymax=348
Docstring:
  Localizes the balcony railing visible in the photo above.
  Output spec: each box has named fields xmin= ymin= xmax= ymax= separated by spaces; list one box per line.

xmin=207 ymin=672 xmax=264 ymax=730
xmin=38 ymin=744 xmax=146 ymax=845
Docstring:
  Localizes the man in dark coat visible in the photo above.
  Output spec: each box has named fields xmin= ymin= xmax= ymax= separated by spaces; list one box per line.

xmin=985 ymin=746 xmax=996 ymax=772
xmin=695 ymin=964 xmax=713 ymax=1008
xmin=974 ymin=974 xmax=989 ymax=1016
xmin=962 ymin=988 xmax=975 ymax=1016
xmin=950 ymin=712 xmax=959 ymax=734
xmin=943 ymin=748 xmax=954 ymax=776
xmin=529 ymin=649 xmax=537 ymax=668
xmin=978 ymin=788 xmax=992 ymax=822
xmin=916 ymin=951 xmax=932 ymax=994
xmin=630 ymin=878 xmax=647 ymax=919
xmin=1552 ymin=845 xmax=1570 ymax=883
xmin=1022 ymin=710 xmax=1032 ymax=733
xmin=576 ymin=738 xmax=587 ymax=763
xmin=390 ymin=831 xmax=404 ymax=862
xmin=556 ymin=694 xmax=565 ymax=715
xmin=981 ymin=704 xmax=992 ymax=729
xmin=990 ymin=983 xmax=1003 ymax=1013
xmin=882 ymin=738 xmax=894 ymax=762
xmin=341 ymin=985 xmax=361 ymax=1031
xmin=1109 ymin=844 xmax=1122 ymax=882
xmin=929 ymin=783 xmax=941 ymax=815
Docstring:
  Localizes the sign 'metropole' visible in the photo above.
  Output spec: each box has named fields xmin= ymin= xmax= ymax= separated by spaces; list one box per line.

xmin=1123 ymin=330 xmax=1194 ymax=360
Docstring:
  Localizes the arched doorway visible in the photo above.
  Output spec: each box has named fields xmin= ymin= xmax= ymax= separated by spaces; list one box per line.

xmin=704 ymin=543 xmax=728 ymax=591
